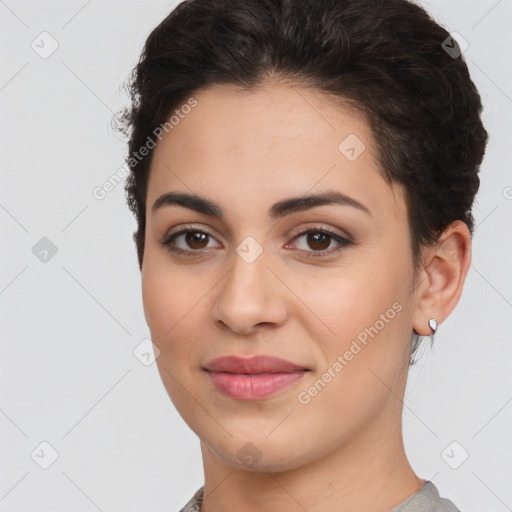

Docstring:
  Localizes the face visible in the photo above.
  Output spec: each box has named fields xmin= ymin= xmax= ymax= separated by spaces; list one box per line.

xmin=142 ymin=81 xmax=419 ymax=472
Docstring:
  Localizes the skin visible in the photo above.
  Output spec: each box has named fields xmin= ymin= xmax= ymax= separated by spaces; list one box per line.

xmin=141 ymin=80 xmax=471 ymax=512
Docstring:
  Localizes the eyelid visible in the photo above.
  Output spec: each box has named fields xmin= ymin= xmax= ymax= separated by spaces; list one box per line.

xmin=288 ymin=223 xmax=352 ymax=241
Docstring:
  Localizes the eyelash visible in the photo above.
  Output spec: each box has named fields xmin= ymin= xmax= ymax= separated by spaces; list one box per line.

xmin=160 ymin=224 xmax=353 ymax=258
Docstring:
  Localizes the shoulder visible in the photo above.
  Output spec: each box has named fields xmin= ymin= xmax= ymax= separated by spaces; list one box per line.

xmin=434 ymin=496 xmax=463 ymax=512
xmin=425 ymin=481 xmax=463 ymax=512
xmin=390 ymin=481 xmax=463 ymax=512
xmin=178 ymin=486 xmax=204 ymax=512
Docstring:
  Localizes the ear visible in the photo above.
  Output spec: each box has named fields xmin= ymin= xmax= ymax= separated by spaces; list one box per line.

xmin=412 ymin=220 xmax=472 ymax=336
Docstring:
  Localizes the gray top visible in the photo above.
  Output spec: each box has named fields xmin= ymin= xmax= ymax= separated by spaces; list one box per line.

xmin=178 ymin=480 xmax=461 ymax=512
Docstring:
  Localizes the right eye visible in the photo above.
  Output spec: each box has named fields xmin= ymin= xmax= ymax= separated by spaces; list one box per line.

xmin=161 ymin=226 xmax=222 ymax=256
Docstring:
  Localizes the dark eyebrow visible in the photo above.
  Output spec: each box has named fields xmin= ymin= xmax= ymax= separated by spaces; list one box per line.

xmin=151 ymin=189 xmax=372 ymax=218
xmin=269 ymin=189 xmax=372 ymax=218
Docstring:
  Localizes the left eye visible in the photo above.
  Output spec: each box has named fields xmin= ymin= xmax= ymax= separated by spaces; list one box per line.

xmin=287 ymin=229 xmax=353 ymax=256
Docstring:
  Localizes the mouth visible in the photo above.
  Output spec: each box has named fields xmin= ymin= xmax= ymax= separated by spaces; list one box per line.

xmin=202 ymin=355 xmax=311 ymax=400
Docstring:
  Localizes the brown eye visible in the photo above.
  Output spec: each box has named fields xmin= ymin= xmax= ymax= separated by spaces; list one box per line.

xmin=183 ymin=231 xmax=209 ymax=249
xmin=161 ymin=227 xmax=221 ymax=255
xmin=288 ymin=227 xmax=353 ymax=258
xmin=304 ymin=232 xmax=331 ymax=251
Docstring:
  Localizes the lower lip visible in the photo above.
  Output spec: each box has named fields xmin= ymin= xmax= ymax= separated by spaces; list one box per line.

xmin=206 ymin=370 xmax=308 ymax=400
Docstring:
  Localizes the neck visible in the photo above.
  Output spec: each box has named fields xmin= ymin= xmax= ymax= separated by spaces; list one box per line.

xmin=199 ymin=412 xmax=424 ymax=512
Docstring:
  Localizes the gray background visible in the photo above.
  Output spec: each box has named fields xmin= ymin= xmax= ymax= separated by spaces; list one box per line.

xmin=1 ymin=0 xmax=511 ymax=510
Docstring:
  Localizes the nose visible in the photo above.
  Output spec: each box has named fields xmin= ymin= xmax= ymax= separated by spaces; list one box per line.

xmin=211 ymin=247 xmax=288 ymax=336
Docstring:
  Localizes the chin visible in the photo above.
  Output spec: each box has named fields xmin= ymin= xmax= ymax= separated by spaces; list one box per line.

xmin=203 ymin=431 xmax=318 ymax=473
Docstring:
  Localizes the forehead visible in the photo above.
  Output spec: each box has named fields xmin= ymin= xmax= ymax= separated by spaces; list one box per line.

xmin=147 ymin=82 xmax=407 ymax=223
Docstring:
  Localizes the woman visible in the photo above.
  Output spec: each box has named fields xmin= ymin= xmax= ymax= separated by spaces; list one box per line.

xmin=118 ymin=0 xmax=488 ymax=510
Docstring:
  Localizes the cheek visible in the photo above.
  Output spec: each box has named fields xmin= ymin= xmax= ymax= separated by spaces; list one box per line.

xmin=303 ymin=269 xmax=397 ymax=336
xmin=303 ymin=253 xmax=410 ymax=369
xmin=141 ymin=254 xmax=212 ymax=372
xmin=142 ymin=261 xmax=188 ymax=343
xmin=295 ymin=270 xmax=409 ymax=428
xmin=142 ymin=264 xmax=202 ymax=402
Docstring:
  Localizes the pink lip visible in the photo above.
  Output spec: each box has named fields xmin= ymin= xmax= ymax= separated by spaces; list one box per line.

xmin=203 ymin=355 xmax=310 ymax=400
xmin=203 ymin=355 xmax=308 ymax=374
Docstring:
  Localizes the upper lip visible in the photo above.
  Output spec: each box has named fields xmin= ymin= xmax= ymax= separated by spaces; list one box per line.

xmin=203 ymin=355 xmax=309 ymax=374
